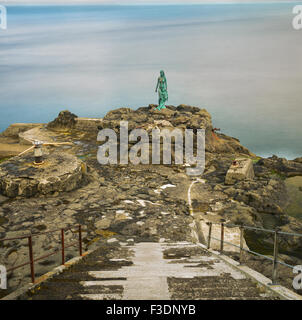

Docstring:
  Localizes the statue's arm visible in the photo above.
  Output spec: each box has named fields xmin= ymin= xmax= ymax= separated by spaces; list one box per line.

xmin=155 ymin=78 xmax=159 ymax=92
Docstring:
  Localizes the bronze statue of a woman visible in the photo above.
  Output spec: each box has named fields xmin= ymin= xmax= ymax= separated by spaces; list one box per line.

xmin=155 ymin=70 xmax=168 ymax=110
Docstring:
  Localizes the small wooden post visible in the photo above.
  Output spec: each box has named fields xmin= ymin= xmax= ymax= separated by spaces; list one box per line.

xmin=220 ymin=223 xmax=225 ymax=253
xmin=239 ymin=225 xmax=244 ymax=264
xmin=79 ymin=225 xmax=82 ymax=256
xmin=61 ymin=228 xmax=65 ymax=265
xmin=272 ymin=228 xmax=279 ymax=285
xmin=207 ymin=222 xmax=212 ymax=249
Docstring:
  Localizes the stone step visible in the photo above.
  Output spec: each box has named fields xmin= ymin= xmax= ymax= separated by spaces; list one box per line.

xmin=170 ymin=287 xmax=265 ymax=298
xmin=80 ymin=280 xmax=127 ymax=287
xmin=79 ymin=293 xmax=123 ymax=300
xmin=24 ymin=242 xmax=279 ymax=300
xmin=66 ymin=262 xmax=132 ymax=272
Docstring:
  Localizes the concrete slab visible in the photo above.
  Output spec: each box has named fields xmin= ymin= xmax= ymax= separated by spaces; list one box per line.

xmin=225 ymin=158 xmax=254 ymax=185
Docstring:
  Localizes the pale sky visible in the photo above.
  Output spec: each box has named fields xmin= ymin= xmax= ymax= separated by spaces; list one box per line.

xmin=2 ymin=0 xmax=298 ymax=4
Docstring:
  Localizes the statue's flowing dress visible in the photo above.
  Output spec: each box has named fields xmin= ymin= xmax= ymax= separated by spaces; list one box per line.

xmin=157 ymin=77 xmax=168 ymax=110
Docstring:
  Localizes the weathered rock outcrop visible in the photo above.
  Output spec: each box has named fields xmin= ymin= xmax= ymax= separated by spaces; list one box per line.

xmin=47 ymin=110 xmax=78 ymax=131
xmin=257 ymin=155 xmax=302 ymax=177
xmin=98 ymin=104 xmax=254 ymax=158
xmin=74 ymin=118 xmax=103 ymax=133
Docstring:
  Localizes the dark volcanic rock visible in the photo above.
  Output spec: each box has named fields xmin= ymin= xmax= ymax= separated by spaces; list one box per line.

xmin=257 ymin=155 xmax=302 ymax=177
xmin=47 ymin=110 xmax=78 ymax=130
xmin=98 ymin=105 xmax=254 ymax=158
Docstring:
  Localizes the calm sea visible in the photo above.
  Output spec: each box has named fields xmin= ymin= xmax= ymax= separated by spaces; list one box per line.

xmin=0 ymin=3 xmax=301 ymax=159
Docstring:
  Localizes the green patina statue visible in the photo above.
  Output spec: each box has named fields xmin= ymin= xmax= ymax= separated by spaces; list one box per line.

xmin=155 ymin=70 xmax=168 ymax=110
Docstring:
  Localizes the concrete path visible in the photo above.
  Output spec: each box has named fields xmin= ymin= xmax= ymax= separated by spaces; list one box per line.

xmin=24 ymin=241 xmax=278 ymax=300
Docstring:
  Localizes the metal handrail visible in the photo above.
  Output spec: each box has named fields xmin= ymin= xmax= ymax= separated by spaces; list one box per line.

xmin=205 ymin=221 xmax=301 ymax=285
xmin=0 ymin=225 xmax=84 ymax=284
xmin=206 ymin=221 xmax=302 ymax=238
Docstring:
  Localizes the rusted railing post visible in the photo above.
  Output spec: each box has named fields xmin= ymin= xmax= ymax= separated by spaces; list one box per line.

xmin=239 ymin=225 xmax=244 ymax=265
xmin=79 ymin=225 xmax=82 ymax=256
xmin=207 ymin=222 xmax=212 ymax=249
xmin=61 ymin=228 xmax=65 ymax=265
xmin=272 ymin=228 xmax=280 ymax=285
xmin=220 ymin=223 xmax=224 ymax=253
xmin=28 ymin=235 xmax=35 ymax=283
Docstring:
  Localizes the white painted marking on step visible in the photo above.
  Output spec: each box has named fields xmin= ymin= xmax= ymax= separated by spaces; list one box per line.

xmin=80 ymin=280 xmax=126 ymax=287
xmin=80 ymin=293 xmax=123 ymax=300
xmin=137 ymin=199 xmax=160 ymax=207
xmin=109 ymin=259 xmax=129 ymax=262
xmin=86 ymin=242 xmax=246 ymax=300
xmin=160 ymin=184 xmax=176 ymax=189
xmin=123 ymin=200 xmax=134 ymax=204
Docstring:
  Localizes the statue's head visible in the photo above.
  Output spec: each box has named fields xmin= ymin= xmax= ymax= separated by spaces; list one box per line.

xmin=160 ymin=70 xmax=165 ymax=77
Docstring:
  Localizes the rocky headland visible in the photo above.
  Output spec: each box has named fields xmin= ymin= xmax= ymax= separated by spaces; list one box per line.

xmin=0 ymin=104 xmax=302 ymax=297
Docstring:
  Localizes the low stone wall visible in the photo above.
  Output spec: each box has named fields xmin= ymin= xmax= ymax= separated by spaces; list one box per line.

xmin=75 ymin=117 xmax=103 ymax=133
xmin=1 ymin=123 xmax=42 ymax=138
xmin=18 ymin=126 xmax=55 ymax=145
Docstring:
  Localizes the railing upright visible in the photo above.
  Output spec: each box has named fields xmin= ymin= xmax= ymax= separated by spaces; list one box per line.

xmin=207 ymin=222 xmax=212 ymax=249
xmin=196 ymin=221 xmax=302 ymax=287
xmin=28 ymin=235 xmax=35 ymax=284
xmin=220 ymin=223 xmax=224 ymax=253
xmin=239 ymin=225 xmax=244 ymax=265
xmin=79 ymin=225 xmax=82 ymax=256
xmin=61 ymin=228 xmax=65 ymax=265
xmin=272 ymin=228 xmax=280 ymax=285
xmin=0 ymin=224 xmax=85 ymax=289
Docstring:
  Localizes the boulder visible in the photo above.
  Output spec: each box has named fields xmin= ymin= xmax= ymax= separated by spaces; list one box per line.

xmin=95 ymin=218 xmax=111 ymax=230
xmin=47 ymin=110 xmax=78 ymax=130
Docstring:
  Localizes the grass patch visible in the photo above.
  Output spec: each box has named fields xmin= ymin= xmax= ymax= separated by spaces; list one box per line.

xmin=252 ymin=156 xmax=262 ymax=164
xmin=0 ymin=157 xmax=11 ymax=164
xmin=270 ymin=169 xmax=286 ymax=180
xmin=95 ymin=230 xmax=116 ymax=238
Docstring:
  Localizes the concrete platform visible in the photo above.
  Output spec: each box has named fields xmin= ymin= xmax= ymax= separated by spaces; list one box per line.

xmin=225 ymin=158 xmax=255 ymax=185
xmin=0 ymin=151 xmax=86 ymax=197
